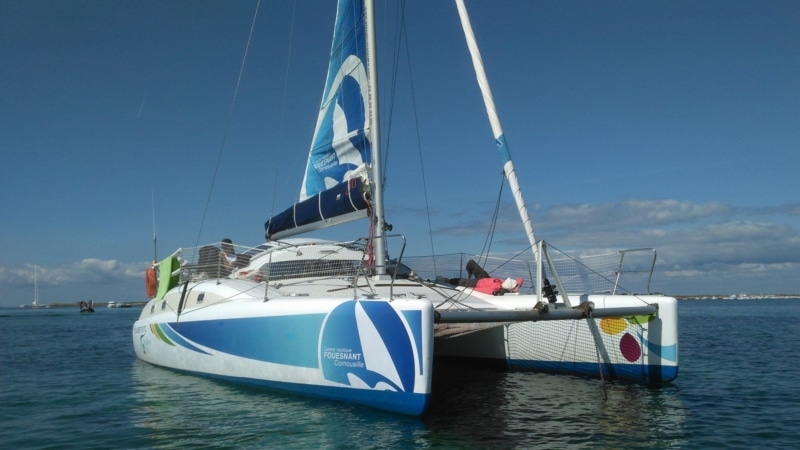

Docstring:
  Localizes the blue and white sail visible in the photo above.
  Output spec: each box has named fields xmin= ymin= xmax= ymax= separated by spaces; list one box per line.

xmin=266 ymin=0 xmax=372 ymax=240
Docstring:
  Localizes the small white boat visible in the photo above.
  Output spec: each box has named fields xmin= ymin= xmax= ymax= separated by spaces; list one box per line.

xmin=108 ymin=301 xmax=133 ymax=308
xmin=31 ymin=265 xmax=39 ymax=309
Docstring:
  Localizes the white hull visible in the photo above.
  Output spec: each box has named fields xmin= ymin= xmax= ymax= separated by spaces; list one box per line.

xmin=133 ymin=278 xmax=434 ymax=415
xmin=108 ymin=301 xmax=132 ymax=308
xmin=435 ymin=295 xmax=678 ymax=383
xmin=133 ymin=240 xmax=678 ymax=415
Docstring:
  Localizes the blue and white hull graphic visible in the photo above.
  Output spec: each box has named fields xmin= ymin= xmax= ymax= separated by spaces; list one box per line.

xmin=133 ymin=283 xmax=434 ymax=415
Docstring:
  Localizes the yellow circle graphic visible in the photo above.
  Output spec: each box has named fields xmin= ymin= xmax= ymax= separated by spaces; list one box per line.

xmin=600 ymin=317 xmax=627 ymax=335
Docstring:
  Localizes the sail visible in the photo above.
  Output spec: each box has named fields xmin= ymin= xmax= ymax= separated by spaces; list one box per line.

xmin=266 ymin=0 xmax=372 ymax=240
xmin=32 ymin=265 xmax=38 ymax=308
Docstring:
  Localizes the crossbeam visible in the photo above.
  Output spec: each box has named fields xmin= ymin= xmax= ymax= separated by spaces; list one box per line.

xmin=435 ymin=304 xmax=657 ymax=324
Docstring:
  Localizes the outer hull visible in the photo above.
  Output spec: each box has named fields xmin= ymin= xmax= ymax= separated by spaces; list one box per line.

xmin=133 ymin=280 xmax=435 ymax=415
xmin=435 ymin=295 xmax=678 ymax=384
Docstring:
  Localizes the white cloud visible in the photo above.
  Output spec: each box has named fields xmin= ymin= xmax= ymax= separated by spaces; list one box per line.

xmin=424 ymin=198 xmax=800 ymax=295
xmin=2 ymin=198 xmax=798 ymax=302
xmin=544 ymin=199 xmax=734 ymax=230
xmin=0 ymin=259 xmax=150 ymax=287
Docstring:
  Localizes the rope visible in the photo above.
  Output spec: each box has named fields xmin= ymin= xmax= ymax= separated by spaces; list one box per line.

xmin=594 ymin=335 xmax=609 ymax=401
xmin=194 ymin=0 xmax=262 ymax=248
xmin=476 ymin=173 xmax=505 ymax=268
xmin=378 ymin=1 xmax=440 ymax=274
xmin=269 ymin=0 xmax=298 ymax=222
xmin=401 ymin=12 xmax=439 ymax=274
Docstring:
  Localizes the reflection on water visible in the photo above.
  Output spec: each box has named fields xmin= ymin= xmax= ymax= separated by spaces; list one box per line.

xmin=129 ymin=361 xmax=428 ymax=448
xmin=4 ymin=301 xmax=798 ymax=448
xmin=425 ymin=361 xmax=686 ymax=448
xmin=130 ymin=358 xmax=686 ymax=449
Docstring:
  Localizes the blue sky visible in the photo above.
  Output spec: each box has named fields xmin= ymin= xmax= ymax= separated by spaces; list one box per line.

xmin=1 ymin=0 xmax=798 ymax=306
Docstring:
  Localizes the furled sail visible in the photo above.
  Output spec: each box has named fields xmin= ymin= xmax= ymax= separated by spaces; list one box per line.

xmin=266 ymin=0 xmax=372 ymax=240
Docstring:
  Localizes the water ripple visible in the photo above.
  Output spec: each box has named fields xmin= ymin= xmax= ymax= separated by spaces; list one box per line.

xmin=2 ymin=300 xmax=799 ymax=448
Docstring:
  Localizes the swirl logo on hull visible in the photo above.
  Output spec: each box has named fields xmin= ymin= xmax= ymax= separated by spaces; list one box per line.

xmin=320 ymin=301 xmax=416 ymax=393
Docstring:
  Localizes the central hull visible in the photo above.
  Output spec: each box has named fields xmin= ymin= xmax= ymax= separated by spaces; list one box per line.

xmin=133 ymin=280 xmax=434 ymax=415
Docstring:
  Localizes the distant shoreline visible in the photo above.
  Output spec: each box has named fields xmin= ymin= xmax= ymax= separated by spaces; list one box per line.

xmin=675 ymin=295 xmax=800 ymax=300
xmin=9 ymin=301 xmax=148 ymax=309
xmin=5 ymin=296 xmax=800 ymax=309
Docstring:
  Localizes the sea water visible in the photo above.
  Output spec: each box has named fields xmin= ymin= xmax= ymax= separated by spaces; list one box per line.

xmin=1 ymin=300 xmax=799 ymax=449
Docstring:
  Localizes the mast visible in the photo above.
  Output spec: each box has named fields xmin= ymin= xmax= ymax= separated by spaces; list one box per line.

xmin=364 ymin=0 xmax=387 ymax=274
xmin=151 ymin=189 xmax=158 ymax=264
xmin=33 ymin=265 xmax=38 ymax=307
xmin=454 ymin=0 xmax=538 ymax=260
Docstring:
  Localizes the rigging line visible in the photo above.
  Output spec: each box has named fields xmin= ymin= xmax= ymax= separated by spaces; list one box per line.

xmin=151 ymin=189 xmax=157 ymax=263
xmin=270 ymin=0 xmax=298 ymax=219
xmin=194 ymin=0 xmax=262 ymax=248
xmin=486 ymin=242 xmax=536 ymax=275
xmin=383 ymin=1 xmax=439 ymax=270
xmin=477 ymin=173 xmax=505 ymax=267
xmin=544 ymin=242 xmax=650 ymax=302
xmin=381 ymin=0 xmax=406 ymax=183
xmin=398 ymin=3 xmax=438 ymax=271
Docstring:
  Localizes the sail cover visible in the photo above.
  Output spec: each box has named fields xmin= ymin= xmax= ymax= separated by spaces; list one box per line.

xmin=266 ymin=0 xmax=372 ymax=240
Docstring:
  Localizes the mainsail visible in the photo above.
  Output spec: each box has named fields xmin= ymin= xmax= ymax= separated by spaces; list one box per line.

xmin=266 ymin=0 xmax=372 ymax=240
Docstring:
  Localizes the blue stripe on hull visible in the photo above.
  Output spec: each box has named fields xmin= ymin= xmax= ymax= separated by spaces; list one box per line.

xmin=508 ymin=359 xmax=679 ymax=384
xmin=164 ymin=366 xmax=429 ymax=416
xmin=168 ymin=314 xmax=325 ymax=368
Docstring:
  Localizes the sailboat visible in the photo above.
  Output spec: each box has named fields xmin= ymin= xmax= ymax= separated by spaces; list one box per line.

xmin=133 ymin=0 xmax=678 ymax=415
xmin=31 ymin=265 xmax=39 ymax=309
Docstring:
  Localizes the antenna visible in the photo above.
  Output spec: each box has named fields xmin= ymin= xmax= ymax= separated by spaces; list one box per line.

xmin=151 ymin=189 xmax=157 ymax=263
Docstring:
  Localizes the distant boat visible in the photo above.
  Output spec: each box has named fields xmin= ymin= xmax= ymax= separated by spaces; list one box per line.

xmin=31 ymin=265 xmax=40 ymax=309
xmin=108 ymin=301 xmax=132 ymax=308
xmin=80 ymin=300 xmax=95 ymax=313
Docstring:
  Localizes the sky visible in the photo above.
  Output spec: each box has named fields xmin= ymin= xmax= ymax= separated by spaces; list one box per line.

xmin=1 ymin=0 xmax=799 ymax=307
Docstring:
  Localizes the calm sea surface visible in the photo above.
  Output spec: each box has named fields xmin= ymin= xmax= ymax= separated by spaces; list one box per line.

xmin=2 ymin=299 xmax=799 ymax=449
